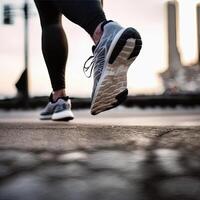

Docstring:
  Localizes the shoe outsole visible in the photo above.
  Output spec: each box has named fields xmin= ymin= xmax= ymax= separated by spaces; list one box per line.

xmin=52 ymin=110 xmax=74 ymax=121
xmin=40 ymin=114 xmax=74 ymax=121
xmin=91 ymin=28 xmax=142 ymax=115
xmin=109 ymin=28 xmax=142 ymax=64
xmin=40 ymin=115 xmax=52 ymax=120
xmin=52 ymin=116 xmax=74 ymax=121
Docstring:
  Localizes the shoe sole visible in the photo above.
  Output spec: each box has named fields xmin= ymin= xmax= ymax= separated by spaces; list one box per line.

xmin=40 ymin=114 xmax=52 ymax=120
xmin=91 ymin=28 xmax=142 ymax=115
xmin=52 ymin=110 xmax=74 ymax=121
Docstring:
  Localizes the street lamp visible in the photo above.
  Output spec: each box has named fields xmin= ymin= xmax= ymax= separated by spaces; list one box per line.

xmin=2 ymin=0 xmax=30 ymax=107
xmin=23 ymin=0 xmax=29 ymax=107
xmin=3 ymin=4 xmax=13 ymax=24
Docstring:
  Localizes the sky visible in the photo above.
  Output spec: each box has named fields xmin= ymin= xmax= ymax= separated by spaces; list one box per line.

xmin=0 ymin=0 xmax=199 ymax=98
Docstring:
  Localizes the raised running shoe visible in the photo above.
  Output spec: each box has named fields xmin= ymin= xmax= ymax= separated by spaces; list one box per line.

xmin=84 ymin=21 xmax=142 ymax=115
xmin=40 ymin=93 xmax=74 ymax=121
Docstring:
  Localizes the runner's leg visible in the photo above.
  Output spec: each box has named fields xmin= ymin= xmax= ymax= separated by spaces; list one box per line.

xmin=34 ymin=0 xmax=68 ymax=97
xmin=53 ymin=0 xmax=106 ymax=38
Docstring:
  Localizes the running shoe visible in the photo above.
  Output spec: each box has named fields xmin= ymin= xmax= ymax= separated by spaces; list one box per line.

xmin=40 ymin=93 xmax=74 ymax=121
xmin=84 ymin=21 xmax=142 ymax=115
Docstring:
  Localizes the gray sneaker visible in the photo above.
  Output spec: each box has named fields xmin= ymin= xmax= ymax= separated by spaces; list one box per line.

xmin=84 ymin=21 xmax=142 ymax=115
xmin=40 ymin=94 xmax=74 ymax=121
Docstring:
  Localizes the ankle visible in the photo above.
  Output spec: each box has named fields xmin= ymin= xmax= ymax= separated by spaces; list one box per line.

xmin=52 ymin=89 xmax=66 ymax=102
xmin=92 ymin=20 xmax=113 ymax=44
xmin=92 ymin=22 xmax=103 ymax=44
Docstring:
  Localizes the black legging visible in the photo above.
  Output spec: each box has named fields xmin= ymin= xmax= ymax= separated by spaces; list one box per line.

xmin=34 ymin=0 xmax=106 ymax=91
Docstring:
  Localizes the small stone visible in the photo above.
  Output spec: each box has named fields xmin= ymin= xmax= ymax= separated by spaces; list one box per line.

xmin=87 ymin=172 xmax=143 ymax=200
xmin=0 ymin=164 xmax=12 ymax=178
xmin=158 ymin=177 xmax=200 ymax=199
xmin=37 ymin=163 xmax=87 ymax=179
xmin=64 ymin=163 xmax=88 ymax=178
xmin=0 ymin=150 xmax=20 ymax=163
xmin=14 ymin=153 xmax=40 ymax=169
xmin=88 ymin=150 xmax=148 ymax=180
xmin=154 ymin=149 xmax=185 ymax=175
xmin=126 ymin=150 xmax=147 ymax=170
xmin=88 ymin=150 xmax=128 ymax=170
xmin=125 ymin=150 xmax=148 ymax=180
xmin=129 ymin=137 xmax=152 ymax=147
xmin=0 ymin=150 xmax=40 ymax=169
xmin=57 ymin=152 xmax=88 ymax=163
xmin=0 ymin=174 xmax=46 ymax=200
xmin=37 ymin=165 xmax=69 ymax=179
xmin=186 ymin=155 xmax=200 ymax=171
xmin=38 ymin=152 xmax=55 ymax=162
xmin=50 ymin=179 xmax=90 ymax=200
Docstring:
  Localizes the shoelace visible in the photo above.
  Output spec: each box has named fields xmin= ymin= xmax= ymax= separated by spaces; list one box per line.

xmin=83 ymin=20 xmax=114 ymax=78
xmin=83 ymin=55 xmax=95 ymax=78
xmin=83 ymin=45 xmax=97 ymax=78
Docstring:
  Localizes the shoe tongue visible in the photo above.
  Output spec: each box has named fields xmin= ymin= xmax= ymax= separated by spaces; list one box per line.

xmin=100 ymin=20 xmax=113 ymax=31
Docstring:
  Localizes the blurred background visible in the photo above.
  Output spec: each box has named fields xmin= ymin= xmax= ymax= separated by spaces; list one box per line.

xmin=0 ymin=0 xmax=200 ymax=109
xmin=1 ymin=2 xmax=200 ymax=198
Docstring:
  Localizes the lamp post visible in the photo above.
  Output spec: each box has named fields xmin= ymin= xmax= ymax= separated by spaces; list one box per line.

xmin=23 ymin=0 xmax=29 ymax=107
xmin=3 ymin=0 xmax=30 ymax=107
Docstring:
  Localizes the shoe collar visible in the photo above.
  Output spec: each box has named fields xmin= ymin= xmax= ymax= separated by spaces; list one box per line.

xmin=49 ymin=93 xmax=69 ymax=103
xmin=92 ymin=20 xmax=114 ymax=53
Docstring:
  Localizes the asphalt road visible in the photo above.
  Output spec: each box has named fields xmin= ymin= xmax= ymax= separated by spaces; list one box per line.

xmin=1 ymin=106 xmax=200 ymax=126
xmin=0 ymin=107 xmax=200 ymax=200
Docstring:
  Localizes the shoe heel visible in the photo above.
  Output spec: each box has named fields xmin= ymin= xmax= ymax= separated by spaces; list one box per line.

xmin=109 ymin=28 xmax=142 ymax=64
xmin=128 ymin=38 xmax=142 ymax=59
xmin=91 ymin=89 xmax=128 ymax=115
xmin=114 ymin=89 xmax=128 ymax=106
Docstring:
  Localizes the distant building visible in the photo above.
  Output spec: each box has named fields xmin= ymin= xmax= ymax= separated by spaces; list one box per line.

xmin=160 ymin=0 xmax=200 ymax=94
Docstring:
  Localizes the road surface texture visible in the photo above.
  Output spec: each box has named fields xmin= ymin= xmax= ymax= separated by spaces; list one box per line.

xmin=0 ymin=108 xmax=200 ymax=200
